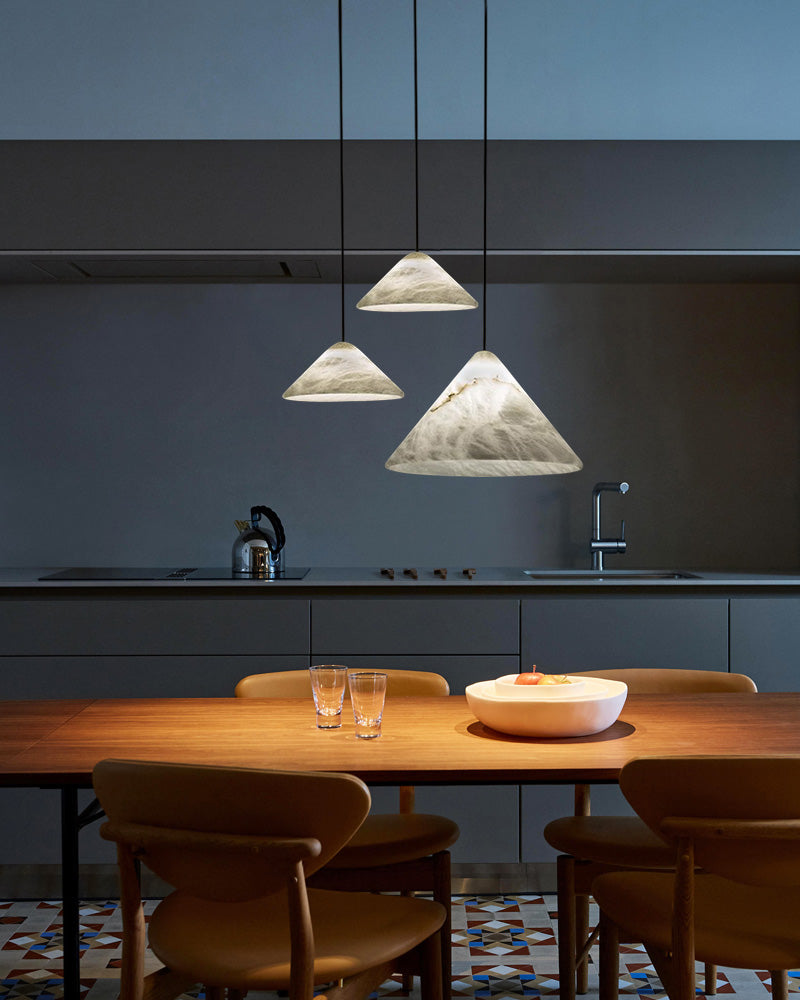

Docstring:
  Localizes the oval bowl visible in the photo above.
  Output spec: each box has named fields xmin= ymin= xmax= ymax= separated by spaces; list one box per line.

xmin=494 ymin=674 xmax=587 ymax=698
xmin=466 ymin=677 xmax=627 ymax=738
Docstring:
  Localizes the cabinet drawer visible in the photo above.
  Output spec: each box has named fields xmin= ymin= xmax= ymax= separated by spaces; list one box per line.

xmin=312 ymin=599 xmax=519 ymax=655
xmin=0 ymin=597 xmax=309 ymax=655
xmin=522 ymin=597 xmax=728 ymax=671
xmin=0 ymin=655 xmax=310 ymax=698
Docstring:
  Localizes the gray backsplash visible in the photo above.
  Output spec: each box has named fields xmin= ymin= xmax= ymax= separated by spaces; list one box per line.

xmin=0 ymin=280 xmax=797 ymax=571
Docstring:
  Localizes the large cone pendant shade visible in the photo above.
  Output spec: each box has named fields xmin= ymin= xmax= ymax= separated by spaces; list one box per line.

xmin=283 ymin=341 xmax=404 ymax=402
xmin=357 ymin=252 xmax=478 ymax=312
xmin=385 ymin=350 xmax=582 ymax=475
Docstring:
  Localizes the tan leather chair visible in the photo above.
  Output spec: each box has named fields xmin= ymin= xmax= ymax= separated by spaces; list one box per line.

xmin=93 ymin=758 xmax=445 ymax=1000
xmin=543 ymin=668 xmax=757 ymax=1000
xmin=593 ymin=756 xmax=798 ymax=1000
xmin=235 ymin=668 xmax=459 ymax=996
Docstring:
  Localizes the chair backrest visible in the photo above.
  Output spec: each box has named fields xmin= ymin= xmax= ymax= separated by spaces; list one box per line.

xmin=93 ymin=758 xmax=370 ymax=900
xmin=571 ymin=667 xmax=757 ymax=694
xmin=236 ymin=668 xmax=450 ymax=699
xmin=620 ymin=756 xmax=800 ymax=887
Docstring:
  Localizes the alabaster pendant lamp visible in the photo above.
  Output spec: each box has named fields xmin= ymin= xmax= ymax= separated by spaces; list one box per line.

xmin=283 ymin=0 xmax=403 ymax=403
xmin=356 ymin=0 xmax=477 ymax=313
xmin=385 ymin=349 xmax=582 ymax=475
xmin=283 ymin=341 xmax=402 ymax=401
xmin=385 ymin=0 xmax=582 ymax=476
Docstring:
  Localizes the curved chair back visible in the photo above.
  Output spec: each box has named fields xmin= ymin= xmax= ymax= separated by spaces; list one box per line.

xmin=620 ymin=756 xmax=800 ymax=887
xmin=571 ymin=667 xmax=757 ymax=694
xmin=93 ymin=758 xmax=370 ymax=900
xmin=236 ymin=668 xmax=450 ymax=699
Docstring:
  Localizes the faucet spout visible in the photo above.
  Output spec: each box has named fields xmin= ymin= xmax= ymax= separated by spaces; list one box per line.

xmin=591 ymin=482 xmax=629 ymax=571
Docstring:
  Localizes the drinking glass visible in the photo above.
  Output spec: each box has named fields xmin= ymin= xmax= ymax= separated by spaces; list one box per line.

xmin=309 ymin=665 xmax=348 ymax=729
xmin=348 ymin=671 xmax=388 ymax=739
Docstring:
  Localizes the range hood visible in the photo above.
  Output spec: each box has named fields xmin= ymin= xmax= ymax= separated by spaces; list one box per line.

xmin=3 ymin=250 xmax=798 ymax=286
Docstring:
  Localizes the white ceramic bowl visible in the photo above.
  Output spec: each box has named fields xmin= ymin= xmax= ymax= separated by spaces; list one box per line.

xmin=466 ymin=676 xmax=627 ymax=738
xmin=494 ymin=674 xmax=587 ymax=698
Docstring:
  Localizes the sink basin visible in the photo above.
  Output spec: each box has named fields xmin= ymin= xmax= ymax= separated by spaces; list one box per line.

xmin=523 ymin=570 xmax=699 ymax=580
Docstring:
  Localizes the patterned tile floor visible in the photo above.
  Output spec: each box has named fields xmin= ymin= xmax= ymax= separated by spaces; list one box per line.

xmin=0 ymin=894 xmax=792 ymax=1000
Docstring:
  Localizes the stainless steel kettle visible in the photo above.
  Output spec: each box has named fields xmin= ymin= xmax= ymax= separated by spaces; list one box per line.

xmin=232 ymin=506 xmax=286 ymax=579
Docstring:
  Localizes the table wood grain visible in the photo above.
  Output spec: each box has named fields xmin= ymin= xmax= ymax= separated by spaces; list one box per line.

xmin=2 ymin=693 xmax=800 ymax=787
xmin=0 ymin=699 xmax=92 ymax=765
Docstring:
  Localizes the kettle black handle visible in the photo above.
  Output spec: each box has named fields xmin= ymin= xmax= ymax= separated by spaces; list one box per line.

xmin=250 ymin=506 xmax=286 ymax=555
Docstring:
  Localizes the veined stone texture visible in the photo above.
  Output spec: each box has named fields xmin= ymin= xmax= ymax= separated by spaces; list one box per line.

xmin=357 ymin=252 xmax=479 ymax=311
xmin=386 ymin=350 xmax=583 ymax=476
xmin=283 ymin=341 xmax=404 ymax=401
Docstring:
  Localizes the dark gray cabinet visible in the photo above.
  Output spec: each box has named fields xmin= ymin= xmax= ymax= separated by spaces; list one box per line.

xmin=520 ymin=595 xmax=729 ymax=862
xmin=312 ymin=598 xmax=521 ymax=863
xmin=521 ymin=596 xmax=729 ymax=672
xmin=3 ymin=588 xmax=798 ymax=871
xmin=730 ymin=598 xmax=800 ymax=692
xmin=0 ymin=597 xmax=309 ymax=656
xmin=2 ymin=140 xmax=799 ymax=259
xmin=0 ymin=595 xmax=310 ymax=865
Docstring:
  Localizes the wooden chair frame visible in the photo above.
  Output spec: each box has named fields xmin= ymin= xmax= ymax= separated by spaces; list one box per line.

xmin=104 ymin=817 xmax=443 ymax=1000
xmin=597 ymin=816 xmax=795 ymax=1000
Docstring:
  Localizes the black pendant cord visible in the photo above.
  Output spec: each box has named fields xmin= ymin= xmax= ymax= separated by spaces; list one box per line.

xmin=413 ymin=0 xmax=420 ymax=252
xmin=482 ymin=0 xmax=488 ymax=351
xmin=339 ymin=0 xmax=346 ymax=342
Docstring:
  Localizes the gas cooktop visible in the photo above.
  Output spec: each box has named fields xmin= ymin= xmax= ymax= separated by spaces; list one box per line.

xmin=39 ymin=567 xmax=310 ymax=581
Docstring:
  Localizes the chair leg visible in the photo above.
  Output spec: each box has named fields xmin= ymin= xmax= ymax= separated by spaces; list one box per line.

xmin=704 ymin=963 xmax=717 ymax=995
xmin=401 ymin=890 xmax=415 ymax=993
xmin=597 ymin=909 xmax=619 ymax=1000
xmin=771 ymin=970 xmax=789 ymax=1000
xmin=556 ymin=855 xmax=577 ymax=1000
xmin=419 ymin=931 xmax=444 ymax=1000
xmin=575 ymin=893 xmax=590 ymax=994
xmin=433 ymin=851 xmax=452 ymax=1000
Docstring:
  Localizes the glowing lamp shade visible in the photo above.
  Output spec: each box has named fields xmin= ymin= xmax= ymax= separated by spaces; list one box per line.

xmin=385 ymin=350 xmax=582 ymax=476
xmin=283 ymin=341 xmax=404 ymax=402
xmin=357 ymin=253 xmax=478 ymax=312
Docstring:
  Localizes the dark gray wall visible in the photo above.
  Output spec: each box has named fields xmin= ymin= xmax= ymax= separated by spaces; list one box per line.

xmin=0 ymin=281 xmax=797 ymax=571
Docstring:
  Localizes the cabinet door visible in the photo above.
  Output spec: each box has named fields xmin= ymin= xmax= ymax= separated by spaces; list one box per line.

xmin=0 ymin=597 xmax=309 ymax=655
xmin=312 ymin=597 xmax=520 ymax=865
xmin=730 ymin=598 xmax=800 ymax=692
xmin=312 ymin=598 xmax=519 ymax=655
xmin=520 ymin=596 xmax=729 ymax=862
xmin=521 ymin=597 xmax=728 ymax=671
xmin=0 ymin=655 xmax=310 ymax=699
xmin=315 ymin=654 xmax=521 ymax=863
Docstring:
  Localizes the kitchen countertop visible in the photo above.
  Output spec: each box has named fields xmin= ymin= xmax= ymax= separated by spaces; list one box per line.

xmin=1 ymin=567 xmax=799 ymax=595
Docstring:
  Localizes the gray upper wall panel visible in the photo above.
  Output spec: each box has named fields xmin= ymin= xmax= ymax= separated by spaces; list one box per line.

xmin=1 ymin=1 xmax=800 ymax=140
xmin=2 ymin=140 xmax=800 ymax=255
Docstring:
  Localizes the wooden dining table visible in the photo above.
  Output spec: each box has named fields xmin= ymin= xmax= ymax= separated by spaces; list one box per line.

xmin=2 ymin=691 xmax=800 ymax=1000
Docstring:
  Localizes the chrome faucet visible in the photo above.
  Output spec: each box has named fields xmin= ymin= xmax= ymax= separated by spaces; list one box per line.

xmin=591 ymin=482 xmax=629 ymax=570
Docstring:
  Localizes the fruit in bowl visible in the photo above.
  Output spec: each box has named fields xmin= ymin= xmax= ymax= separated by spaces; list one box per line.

xmin=494 ymin=671 xmax=586 ymax=698
xmin=515 ymin=671 xmax=570 ymax=686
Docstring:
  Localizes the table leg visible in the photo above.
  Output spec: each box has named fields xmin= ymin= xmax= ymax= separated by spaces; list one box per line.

xmin=60 ymin=787 xmax=81 ymax=1000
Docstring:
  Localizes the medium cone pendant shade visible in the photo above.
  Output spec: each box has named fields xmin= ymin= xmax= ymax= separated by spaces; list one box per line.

xmin=385 ymin=350 xmax=582 ymax=476
xmin=283 ymin=341 xmax=404 ymax=402
xmin=357 ymin=252 xmax=479 ymax=312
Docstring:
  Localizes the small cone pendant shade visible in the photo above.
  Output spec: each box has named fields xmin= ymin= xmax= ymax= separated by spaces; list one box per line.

xmin=385 ymin=350 xmax=582 ymax=476
xmin=283 ymin=341 xmax=404 ymax=402
xmin=357 ymin=252 xmax=479 ymax=312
